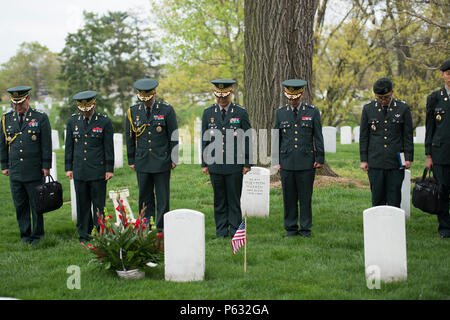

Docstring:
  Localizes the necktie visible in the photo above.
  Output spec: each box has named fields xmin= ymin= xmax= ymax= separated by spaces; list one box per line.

xmin=383 ymin=105 xmax=388 ymax=116
xmin=19 ymin=113 xmax=24 ymax=127
xmin=84 ymin=117 xmax=89 ymax=128
xmin=293 ymin=107 xmax=298 ymax=119
xmin=146 ymin=107 xmax=151 ymax=120
xmin=221 ymin=108 xmax=226 ymax=120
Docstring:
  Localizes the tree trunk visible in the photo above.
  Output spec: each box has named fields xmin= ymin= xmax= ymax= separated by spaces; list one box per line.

xmin=244 ymin=0 xmax=339 ymax=177
xmin=244 ymin=0 xmax=319 ymax=133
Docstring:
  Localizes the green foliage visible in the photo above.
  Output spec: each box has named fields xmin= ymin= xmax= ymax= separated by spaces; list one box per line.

xmin=151 ymin=0 xmax=244 ymax=128
xmin=58 ymin=11 xmax=160 ymax=133
xmin=313 ymin=0 xmax=449 ymax=128
xmin=0 ymin=42 xmax=60 ymax=101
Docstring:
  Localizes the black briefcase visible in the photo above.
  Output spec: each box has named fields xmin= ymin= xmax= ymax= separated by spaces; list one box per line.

xmin=34 ymin=175 xmax=63 ymax=215
xmin=412 ymin=168 xmax=448 ymax=215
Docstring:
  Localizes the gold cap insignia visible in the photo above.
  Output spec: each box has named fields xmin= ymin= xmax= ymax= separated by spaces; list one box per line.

xmin=137 ymin=89 xmax=155 ymax=102
xmin=76 ymin=98 xmax=96 ymax=112
xmin=284 ymin=87 xmax=304 ymax=100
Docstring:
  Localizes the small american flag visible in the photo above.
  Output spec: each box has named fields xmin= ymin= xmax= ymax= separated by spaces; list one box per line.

xmin=231 ymin=220 xmax=246 ymax=254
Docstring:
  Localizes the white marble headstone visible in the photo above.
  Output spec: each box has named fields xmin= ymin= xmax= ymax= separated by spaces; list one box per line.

xmin=401 ymin=169 xmax=411 ymax=220
xmin=415 ymin=126 xmax=425 ymax=144
xmin=322 ymin=126 xmax=337 ymax=153
xmin=50 ymin=152 xmax=57 ymax=180
xmin=51 ymin=130 xmax=60 ymax=150
xmin=241 ymin=167 xmax=270 ymax=217
xmin=340 ymin=126 xmax=352 ymax=144
xmin=70 ymin=179 xmax=77 ymax=221
xmin=109 ymin=189 xmax=135 ymax=226
xmin=195 ymin=117 xmax=202 ymax=164
xmin=165 ymin=209 xmax=205 ymax=282
xmin=113 ymin=133 xmax=123 ymax=169
xmin=44 ymin=96 xmax=52 ymax=109
xmin=353 ymin=126 xmax=360 ymax=143
xmin=363 ymin=206 xmax=407 ymax=282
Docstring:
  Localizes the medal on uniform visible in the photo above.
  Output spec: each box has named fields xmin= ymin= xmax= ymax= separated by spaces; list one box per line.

xmin=371 ymin=124 xmax=376 ymax=131
xmin=436 ymin=114 xmax=442 ymax=122
xmin=156 ymin=125 xmax=162 ymax=133
xmin=75 ymin=125 xmax=78 ymax=131
xmin=210 ymin=118 xmax=214 ymax=123
xmin=31 ymin=135 xmax=37 ymax=141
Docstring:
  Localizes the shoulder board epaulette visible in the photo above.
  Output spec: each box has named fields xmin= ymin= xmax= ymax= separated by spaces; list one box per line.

xmin=205 ymin=104 xmax=216 ymax=110
xmin=234 ymin=104 xmax=246 ymax=110
xmin=305 ymin=104 xmax=315 ymax=109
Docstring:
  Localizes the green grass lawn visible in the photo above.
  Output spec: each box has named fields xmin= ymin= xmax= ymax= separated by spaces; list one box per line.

xmin=0 ymin=143 xmax=449 ymax=300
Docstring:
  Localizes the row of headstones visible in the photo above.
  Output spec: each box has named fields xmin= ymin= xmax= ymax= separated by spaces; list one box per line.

xmin=51 ymin=130 xmax=124 ymax=169
xmin=105 ymin=167 xmax=410 ymax=283
xmin=323 ymin=126 xmax=426 ymax=152
xmin=163 ymin=205 xmax=407 ymax=283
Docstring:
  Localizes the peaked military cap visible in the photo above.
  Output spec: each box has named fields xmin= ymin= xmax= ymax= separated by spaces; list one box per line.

xmin=134 ymin=78 xmax=158 ymax=102
xmin=373 ymin=77 xmax=393 ymax=95
xmin=7 ymin=86 xmax=32 ymax=104
xmin=211 ymin=79 xmax=236 ymax=98
xmin=439 ymin=59 xmax=450 ymax=72
xmin=73 ymin=90 xmax=97 ymax=112
xmin=282 ymin=79 xmax=307 ymax=100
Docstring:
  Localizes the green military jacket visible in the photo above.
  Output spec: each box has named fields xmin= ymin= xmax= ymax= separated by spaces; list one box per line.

xmin=425 ymin=87 xmax=450 ymax=165
xmin=65 ymin=111 xmax=114 ymax=181
xmin=273 ymin=102 xmax=324 ymax=171
xmin=125 ymin=101 xmax=178 ymax=173
xmin=0 ymin=107 xmax=52 ymax=182
xmin=360 ymin=98 xmax=414 ymax=169
xmin=201 ymin=103 xmax=252 ymax=174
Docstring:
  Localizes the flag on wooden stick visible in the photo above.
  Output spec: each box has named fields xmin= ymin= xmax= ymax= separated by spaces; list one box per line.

xmin=232 ymin=219 xmax=246 ymax=255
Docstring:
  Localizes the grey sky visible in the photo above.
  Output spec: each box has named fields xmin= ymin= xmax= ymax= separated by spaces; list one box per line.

xmin=0 ymin=0 xmax=153 ymax=65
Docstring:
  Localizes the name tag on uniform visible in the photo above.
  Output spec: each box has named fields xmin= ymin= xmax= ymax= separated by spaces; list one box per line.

xmin=230 ymin=118 xmax=240 ymax=124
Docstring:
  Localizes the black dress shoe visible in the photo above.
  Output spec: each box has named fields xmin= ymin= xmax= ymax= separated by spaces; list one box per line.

xmin=298 ymin=231 xmax=311 ymax=238
xmin=285 ymin=232 xmax=299 ymax=238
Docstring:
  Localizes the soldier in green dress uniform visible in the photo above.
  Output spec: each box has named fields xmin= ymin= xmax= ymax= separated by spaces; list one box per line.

xmin=125 ymin=78 xmax=178 ymax=232
xmin=272 ymin=79 xmax=324 ymax=238
xmin=425 ymin=59 xmax=450 ymax=238
xmin=0 ymin=86 xmax=52 ymax=244
xmin=65 ymin=91 xmax=114 ymax=243
xmin=360 ymin=77 xmax=414 ymax=208
xmin=201 ymin=79 xmax=252 ymax=238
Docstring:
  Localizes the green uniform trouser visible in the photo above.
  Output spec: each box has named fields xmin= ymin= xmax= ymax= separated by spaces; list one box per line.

xmin=210 ymin=171 xmax=243 ymax=238
xmin=280 ymin=169 xmax=315 ymax=236
xmin=137 ymin=170 xmax=171 ymax=232
xmin=367 ymin=168 xmax=405 ymax=208
xmin=432 ymin=165 xmax=450 ymax=237
xmin=10 ymin=179 xmax=44 ymax=242
xmin=74 ymin=179 xmax=107 ymax=242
